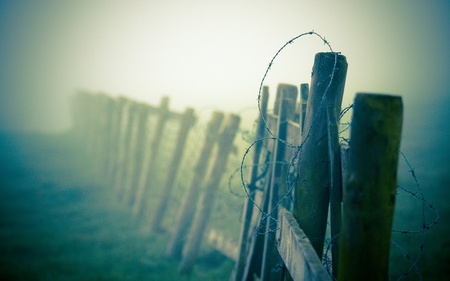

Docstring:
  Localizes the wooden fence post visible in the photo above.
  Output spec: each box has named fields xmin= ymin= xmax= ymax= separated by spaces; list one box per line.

xmin=132 ymin=96 xmax=170 ymax=216
xmin=178 ymin=114 xmax=241 ymax=275
xmin=122 ymin=103 xmax=152 ymax=206
xmin=150 ymin=107 xmax=196 ymax=232
xmin=166 ymin=111 xmax=225 ymax=259
xmin=230 ymin=86 xmax=269 ymax=281
xmin=94 ymin=94 xmax=114 ymax=169
xmin=260 ymin=84 xmax=297 ymax=281
xmin=338 ymin=93 xmax=403 ymax=281
xmin=101 ymin=96 xmax=119 ymax=176
xmin=106 ymin=96 xmax=129 ymax=186
xmin=114 ymin=100 xmax=140 ymax=195
xmin=293 ymin=52 xmax=347 ymax=259
xmin=98 ymin=95 xmax=116 ymax=176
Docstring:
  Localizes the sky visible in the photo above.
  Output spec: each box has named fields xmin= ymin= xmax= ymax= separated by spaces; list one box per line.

xmin=0 ymin=0 xmax=449 ymax=132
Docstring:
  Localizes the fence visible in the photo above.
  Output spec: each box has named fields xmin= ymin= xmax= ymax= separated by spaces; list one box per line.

xmin=70 ymin=90 xmax=244 ymax=275
xmin=229 ymin=53 xmax=403 ymax=281
xmin=71 ymin=52 xmax=407 ymax=280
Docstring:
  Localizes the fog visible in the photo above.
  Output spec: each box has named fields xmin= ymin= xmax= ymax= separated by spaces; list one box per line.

xmin=1 ymin=0 xmax=449 ymax=133
xmin=1 ymin=1 xmax=450 ymax=278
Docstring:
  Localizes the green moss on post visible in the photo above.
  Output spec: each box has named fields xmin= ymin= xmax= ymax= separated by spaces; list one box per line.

xmin=338 ymin=93 xmax=403 ymax=281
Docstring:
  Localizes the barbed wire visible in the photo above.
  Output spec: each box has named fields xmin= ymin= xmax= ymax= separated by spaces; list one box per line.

xmin=239 ymin=30 xmax=338 ymax=235
xmin=232 ymin=30 xmax=440 ymax=280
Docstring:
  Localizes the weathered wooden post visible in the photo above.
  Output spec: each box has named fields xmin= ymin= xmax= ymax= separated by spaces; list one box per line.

xmin=166 ymin=111 xmax=224 ymax=259
xmin=94 ymin=94 xmax=111 ymax=163
xmin=106 ymin=96 xmax=129 ymax=186
xmin=178 ymin=114 xmax=241 ymax=275
xmin=133 ymin=96 xmax=170 ymax=216
xmin=85 ymin=93 xmax=100 ymax=155
xmin=150 ymin=107 xmax=196 ymax=232
xmin=338 ymin=93 xmax=403 ymax=281
xmin=293 ymin=52 xmax=347 ymax=259
xmin=102 ymin=96 xmax=119 ymax=176
xmin=122 ymin=102 xmax=152 ymax=205
xmin=260 ymin=84 xmax=297 ymax=281
xmin=230 ymin=86 xmax=269 ymax=281
xmin=114 ymin=100 xmax=140 ymax=195
xmin=98 ymin=95 xmax=116 ymax=175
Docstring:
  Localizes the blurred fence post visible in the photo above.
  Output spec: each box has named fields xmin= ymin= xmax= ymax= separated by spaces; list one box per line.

xmin=260 ymin=84 xmax=297 ymax=281
xmin=114 ymin=100 xmax=140 ymax=196
xmin=151 ymin=107 xmax=196 ymax=232
xmin=106 ymin=96 xmax=129 ymax=186
xmin=132 ymin=96 xmax=170 ymax=216
xmin=178 ymin=114 xmax=241 ymax=275
xmin=122 ymin=103 xmax=152 ymax=205
xmin=338 ymin=93 xmax=403 ymax=281
xmin=230 ymin=86 xmax=269 ymax=281
xmin=94 ymin=94 xmax=115 ymax=173
xmin=166 ymin=111 xmax=225 ymax=259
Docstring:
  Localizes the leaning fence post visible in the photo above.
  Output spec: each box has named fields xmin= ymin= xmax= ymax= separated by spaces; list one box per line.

xmin=166 ymin=111 xmax=225 ymax=259
xmin=260 ymin=84 xmax=297 ymax=281
xmin=178 ymin=114 xmax=241 ymax=275
xmin=122 ymin=103 xmax=152 ymax=206
xmin=338 ymin=93 xmax=403 ymax=281
xmin=293 ymin=52 xmax=347 ymax=259
xmin=230 ymin=86 xmax=269 ymax=281
xmin=151 ymin=107 xmax=196 ymax=232
xmin=114 ymin=100 xmax=140 ymax=196
xmin=106 ymin=96 xmax=129 ymax=186
xmin=133 ymin=96 xmax=170 ymax=216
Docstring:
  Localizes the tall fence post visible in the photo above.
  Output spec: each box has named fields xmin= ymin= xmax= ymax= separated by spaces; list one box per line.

xmin=133 ymin=96 xmax=170 ymax=217
xmin=178 ymin=114 xmax=241 ymax=275
xmin=122 ymin=103 xmax=151 ymax=206
xmin=230 ymin=86 xmax=269 ymax=281
xmin=166 ymin=111 xmax=225 ymax=259
xmin=96 ymin=95 xmax=115 ymax=175
xmin=338 ymin=93 xmax=403 ymax=280
xmin=151 ymin=107 xmax=196 ymax=232
xmin=102 ymin=96 xmax=119 ymax=177
xmin=260 ymin=84 xmax=297 ymax=281
xmin=293 ymin=52 xmax=347 ymax=259
xmin=106 ymin=96 xmax=129 ymax=186
xmin=114 ymin=100 xmax=139 ymax=194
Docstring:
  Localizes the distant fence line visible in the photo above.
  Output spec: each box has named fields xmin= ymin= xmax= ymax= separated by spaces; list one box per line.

xmin=71 ymin=91 xmax=244 ymax=273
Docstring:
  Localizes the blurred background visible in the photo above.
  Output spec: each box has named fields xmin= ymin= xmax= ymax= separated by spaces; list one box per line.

xmin=0 ymin=0 xmax=449 ymax=279
xmin=1 ymin=0 xmax=449 ymax=132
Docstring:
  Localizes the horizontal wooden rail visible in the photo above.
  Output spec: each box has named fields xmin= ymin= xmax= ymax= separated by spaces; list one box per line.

xmin=277 ymin=207 xmax=332 ymax=281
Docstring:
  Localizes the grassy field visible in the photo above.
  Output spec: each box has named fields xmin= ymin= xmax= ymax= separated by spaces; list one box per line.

xmin=0 ymin=131 xmax=234 ymax=280
xmin=0 ymin=123 xmax=448 ymax=280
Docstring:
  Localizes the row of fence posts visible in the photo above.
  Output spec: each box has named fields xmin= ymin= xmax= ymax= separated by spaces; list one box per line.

xmin=230 ymin=52 xmax=403 ymax=281
xmin=70 ymin=51 xmax=404 ymax=280
xmin=70 ymin=91 xmax=241 ymax=274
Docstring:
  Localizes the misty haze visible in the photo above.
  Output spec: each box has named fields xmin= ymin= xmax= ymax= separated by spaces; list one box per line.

xmin=1 ymin=1 xmax=449 ymax=280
